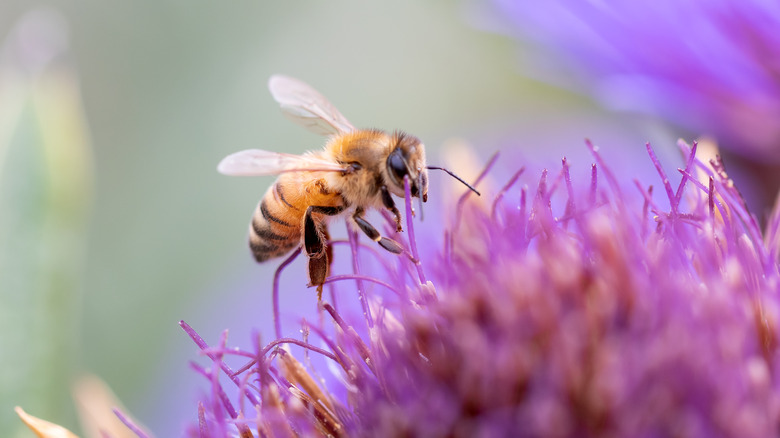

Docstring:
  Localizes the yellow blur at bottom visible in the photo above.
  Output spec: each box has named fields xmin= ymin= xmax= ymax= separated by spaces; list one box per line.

xmin=15 ymin=407 xmax=78 ymax=438
xmin=16 ymin=375 xmax=145 ymax=438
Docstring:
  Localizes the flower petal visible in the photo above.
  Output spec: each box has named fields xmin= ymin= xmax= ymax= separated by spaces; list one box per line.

xmin=15 ymin=406 xmax=79 ymax=438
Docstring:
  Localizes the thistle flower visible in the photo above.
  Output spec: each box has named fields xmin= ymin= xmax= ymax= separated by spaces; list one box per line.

xmin=182 ymin=140 xmax=780 ymax=437
xmin=479 ymin=1 xmax=780 ymax=163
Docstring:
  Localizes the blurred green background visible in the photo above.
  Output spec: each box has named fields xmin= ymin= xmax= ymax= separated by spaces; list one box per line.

xmin=0 ymin=1 xmax=671 ymax=436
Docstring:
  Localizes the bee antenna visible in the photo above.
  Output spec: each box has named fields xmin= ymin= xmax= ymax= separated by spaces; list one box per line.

xmin=426 ymin=166 xmax=481 ymax=196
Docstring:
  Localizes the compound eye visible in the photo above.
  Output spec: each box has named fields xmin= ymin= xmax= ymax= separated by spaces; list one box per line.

xmin=387 ymin=149 xmax=408 ymax=184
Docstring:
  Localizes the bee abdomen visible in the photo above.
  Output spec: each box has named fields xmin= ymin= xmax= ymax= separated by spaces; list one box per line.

xmin=260 ymin=198 xmax=294 ymax=227
xmin=248 ymin=199 xmax=299 ymax=263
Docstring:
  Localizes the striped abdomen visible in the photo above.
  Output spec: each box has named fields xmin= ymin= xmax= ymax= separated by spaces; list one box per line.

xmin=248 ymin=182 xmax=301 ymax=263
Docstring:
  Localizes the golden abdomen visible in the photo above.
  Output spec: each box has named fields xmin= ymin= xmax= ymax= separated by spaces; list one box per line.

xmin=249 ymin=173 xmax=343 ymax=263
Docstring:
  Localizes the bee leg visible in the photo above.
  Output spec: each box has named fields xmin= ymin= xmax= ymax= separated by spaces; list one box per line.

xmin=323 ymin=226 xmax=333 ymax=268
xmin=315 ymin=226 xmax=333 ymax=301
xmin=303 ymin=205 xmax=344 ymax=289
xmin=381 ymin=186 xmax=403 ymax=232
xmin=309 ymin=255 xmax=328 ymax=296
xmin=353 ymin=208 xmax=404 ymax=254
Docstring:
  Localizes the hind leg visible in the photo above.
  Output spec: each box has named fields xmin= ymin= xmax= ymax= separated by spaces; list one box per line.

xmin=303 ymin=205 xmax=344 ymax=294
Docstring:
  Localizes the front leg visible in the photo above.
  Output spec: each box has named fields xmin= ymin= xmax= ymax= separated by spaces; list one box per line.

xmin=303 ymin=205 xmax=344 ymax=294
xmin=381 ymin=185 xmax=402 ymax=232
xmin=353 ymin=207 xmax=404 ymax=254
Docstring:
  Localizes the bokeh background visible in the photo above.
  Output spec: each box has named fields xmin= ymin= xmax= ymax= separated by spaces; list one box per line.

xmin=0 ymin=1 xmax=704 ymax=436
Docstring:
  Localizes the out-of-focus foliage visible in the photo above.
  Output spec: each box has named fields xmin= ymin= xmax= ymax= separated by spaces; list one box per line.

xmin=0 ymin=9 xmax=92 ymax=436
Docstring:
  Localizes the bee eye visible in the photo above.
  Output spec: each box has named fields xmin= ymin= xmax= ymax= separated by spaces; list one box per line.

xmin=387 ymin=149 xmax=408 ymax=184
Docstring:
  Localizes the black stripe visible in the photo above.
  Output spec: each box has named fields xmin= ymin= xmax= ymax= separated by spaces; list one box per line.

xmin=249 ymin=240 xmax=292 ymax=262
xmin=249 ymin=240 xmax=274 ymax=262
xmin=251 ymin=217 xmax=289 ymax=241
xmin=275 ymin=183 xmax=299 ymax=211
xmin=310 ymin=205 xmax=346 ymax=216
xmin=261 ymin=199 xmax=293 ymax=227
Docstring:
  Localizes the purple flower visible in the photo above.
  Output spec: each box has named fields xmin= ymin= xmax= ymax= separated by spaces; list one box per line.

xmin=183 ymin=140 xmax=780 ymax=437
xmin=480 ymin=1 xmax=780 ymax=162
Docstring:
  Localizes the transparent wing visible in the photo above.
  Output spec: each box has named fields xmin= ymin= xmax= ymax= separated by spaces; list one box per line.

xmin=217 ymin=149 xmax=346 ymax=176
xmin=269 ymin=75 xmax=356 ymax=136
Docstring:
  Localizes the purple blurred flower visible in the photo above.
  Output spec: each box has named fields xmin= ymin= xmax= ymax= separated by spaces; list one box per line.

xmin=480 ymin=1 xmax=780 ymax=162
xmin=184 ymin=140 xmax=780 ymax=437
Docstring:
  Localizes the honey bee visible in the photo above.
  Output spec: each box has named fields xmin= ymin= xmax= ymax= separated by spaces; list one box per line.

xmin=218 ymin=75 xmax=478 ymax=290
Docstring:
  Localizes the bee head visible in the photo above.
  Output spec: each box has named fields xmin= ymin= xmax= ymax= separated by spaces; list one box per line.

xmin=386 ymin=132 xmax=428 ymax=202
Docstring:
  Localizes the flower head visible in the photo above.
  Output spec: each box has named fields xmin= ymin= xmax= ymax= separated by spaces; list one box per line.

xmin=481 ymin=1 xmax=780 ymax=162
xmin=184 ymin=140 xmax=780 ymax=437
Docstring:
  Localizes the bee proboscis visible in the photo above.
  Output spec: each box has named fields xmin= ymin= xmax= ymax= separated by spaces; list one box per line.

xmin=218 ymin=75 xmax=478 ymax=291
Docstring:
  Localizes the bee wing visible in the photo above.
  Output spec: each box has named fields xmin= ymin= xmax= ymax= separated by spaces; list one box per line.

xmin=218 ymin=149 xmax=346 ymax=176
xmin=269 ymin=75 xmax=356 ymax=136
